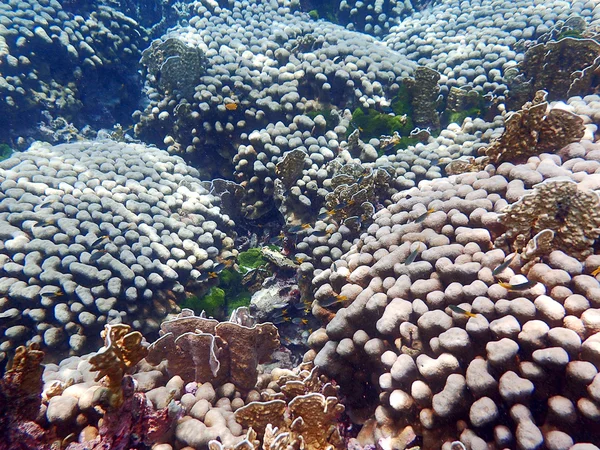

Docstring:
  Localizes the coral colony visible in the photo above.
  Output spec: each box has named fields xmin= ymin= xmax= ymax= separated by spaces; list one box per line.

xmin=2 ymin=0 xmax=600 ymax=448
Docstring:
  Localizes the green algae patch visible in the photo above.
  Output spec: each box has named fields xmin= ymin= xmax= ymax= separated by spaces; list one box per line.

xmin=0 ymin=144 xmax=13 ymax=161
xmin=350 ymin=107 xmax=414 ymax=141
xmin=238 ymin=248 xmax=267 ymax=273
xmin=182 ymin=287 xmax=225 ymax=317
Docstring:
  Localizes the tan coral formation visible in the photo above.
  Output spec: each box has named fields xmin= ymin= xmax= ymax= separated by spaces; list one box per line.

xmin=306 ymin=138 xmax=600 ymax=448
xmin=497 ymin=178 xmax=600 ymax=260
xmin=88 ymin=323 xmax=148 ymax=408
xmin=483 ymin=90 xmax=585 ymax=164
xmin=146 ymin=309 xmax=280 ymax=391
xmin=519 ymin=37 xmax=600 ymax=100
xmin=216 ymin=365 xmax=345 ymax=450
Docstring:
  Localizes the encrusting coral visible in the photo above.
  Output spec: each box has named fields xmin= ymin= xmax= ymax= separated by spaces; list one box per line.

xmin=496 ymin=178 xmax=600 ymax=261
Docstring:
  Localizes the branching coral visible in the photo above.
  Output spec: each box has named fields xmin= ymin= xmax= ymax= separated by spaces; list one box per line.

xmin=496 ymin=178 xmax=600 ymax=260
xmin=88 ymin=324 xmax=148 ymax=409
xmin=483 ymin=90 xmax=585 ymax=164
xmin=146 ymin=308 xmax=280 ymax=391
xmin=0 ymin=344 xmax=54 ymax=450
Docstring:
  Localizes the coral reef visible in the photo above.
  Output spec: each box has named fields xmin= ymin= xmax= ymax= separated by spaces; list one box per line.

xmin=219 ymin=364 xmax=345 ymax=450
xmin=509 ymin=37 xmax=600 ymax=104
xmin=140 ymin=36 xmax=207 ymax=99
xmin=0 ymin=140 xmax=233 ymax=361
xmin=306 ymin=138 xmax=600 ymax=448
xmin=483 ymin=90 xmax=586 ymax=164
xmin=0 ymin=0 xmax=146 ymax=142
xmin=88 ymin=323 xmax=148 ymax=408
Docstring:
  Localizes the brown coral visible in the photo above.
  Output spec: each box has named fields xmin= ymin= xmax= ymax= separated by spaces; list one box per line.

xmin=497 ymin=178 xmax=600 ymax=260
xmin=483 ymin=90 xmax=585 ymax=164
xmin=146 ymin=309 xmax=280 ymax=392
xmin=0 ymin=344 xmax=54 ymax=450
xmin=519 ymin=37 xmax=600 ymax=100
xmin=275 ymin=149 xmax=307 ymax=188
xmin=405 ymin=66 xmax=441 ymax=130
xmin=226 ymin=365 xmax=344 ymax=450
xmin=88 ymin=324 xmax=148 ymax=409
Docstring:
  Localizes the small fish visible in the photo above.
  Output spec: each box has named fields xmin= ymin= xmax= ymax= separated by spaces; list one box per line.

xmin=333 ymin=201 xmax=349 ymax=211
xmin=212 ymin=263 xmax=226 ymax=273
xmin=292 ymin=301 xmax=307 ymax=310
xmin=492 ymin=253 xmax=516 ymax=277
xmin=448 ymin=305 xmax=478 ymax=319
xmin=295 ymin=256 xmax=305 ymax=264
xmin=312 ymin=229 xmax=331 ymax=237
xmin=222 ymin=255 xmax=236 ymax=261
xmin=292 ymin=317 xmax=309 ymax=325
xmin=591 ymin=266 xmax=600 ymax=277
xmin=404 ymin=246 xmax=421 ymax=265
xmin=197 ymin=271 xmax=218 ymax=282
xmin=413 ymin=208 xmax=435 ymax=224
xmin=224 ymin=102 xmax=238 ymax=111
xmin=91 ymin=235 xmax=109 ymax=249
xmin=343 ymin=216 xmax=363 ymax=228
xmin=317 ymin=210 xmax=335 ymax=221
xmin=40 ymin=290 xmax=64 ymax=298
xmin=498 ymin=279 xmax=537 ymax=291
xmin=319 ymin=294 xmax=348 ymax=307
xmin=288 ymin=223 xmax=311 ymax=233
xmin=269 ymin=232 xmax=285 ymax=244
xmin=90 ymin=249 xmax=108 ymax=263
xmin=350 ymin=121 xmax=363 ymax=132
xmin=34 ymin=217 xmax=56 ymax=226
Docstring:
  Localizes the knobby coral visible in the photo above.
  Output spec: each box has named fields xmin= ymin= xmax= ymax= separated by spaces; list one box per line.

xmin=66 ymin=375 xmax=177 ymax=450
xmin=496 ymin=178 xmax=600 ymax=260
